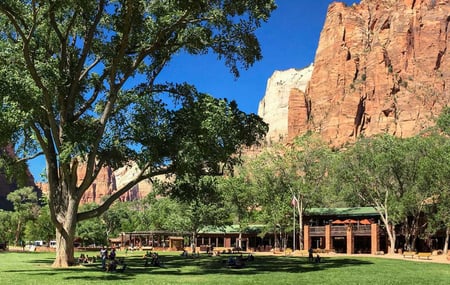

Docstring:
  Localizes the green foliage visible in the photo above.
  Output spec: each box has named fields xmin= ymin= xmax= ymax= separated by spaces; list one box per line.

xmin=0 ymin=210 xmax=15 ymax=242
xmin=24 ymin=204 xmax=54 ymax=243
xmin=218 ymin=174 xmax=258 ymax=227
xmin=162 ymin=175 xmax=231 ymax=234
xmin=6 ymin=187 xmax=39 ymax=245
xmin=76 ymin=203 xmax=107 ymax=246
xmin=437 ymin=106 xmax=450 ymax=135
xmin=0 ymin=0 xmax=274 ymax=265
xmin=144 ymin=197 xmax=188 ymax=232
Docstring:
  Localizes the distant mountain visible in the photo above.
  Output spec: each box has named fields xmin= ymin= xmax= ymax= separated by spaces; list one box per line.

xmin=259 ymin=0 xmax=449 ymax=146
xmin=0 ymin=145 xmax=41 ymax=210
xmin=37 ymin=163 xmax=154 ymax=205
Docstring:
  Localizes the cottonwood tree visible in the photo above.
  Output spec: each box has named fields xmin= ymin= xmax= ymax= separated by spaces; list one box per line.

xmin=242 ymin=134 xmax=332 ymax=250
xmin=154 ymin=174 xmax=230 ymax=252
xmin=337 ymin=135 xmax=421 ymax=254
xmin=243 ymin=144 xmax=292 ymax=250
xmin=425 ymin=108 xmax=450 ymax=253
xmin=282 ymin=134 xmax=333 ymax=250
xmin=7 ymin=186 xmax=39 ymax=246
xmin=418 ymin=134 xmax=450 ymax=252
xmin=0 ymin=0 xmax=274 ymax=267
xmin=24 ymin=203 xmax=55 ymax=245
xmin=218 ymin=174 xmax=258 ymax=250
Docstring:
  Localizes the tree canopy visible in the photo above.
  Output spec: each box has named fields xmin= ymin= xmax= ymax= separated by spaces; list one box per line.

xmin=0 ymin=0 xmax=275 ymax=267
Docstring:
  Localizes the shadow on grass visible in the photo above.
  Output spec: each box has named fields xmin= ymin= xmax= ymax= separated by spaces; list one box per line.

xmin=5 ymin=253 xmax=374 ymax=281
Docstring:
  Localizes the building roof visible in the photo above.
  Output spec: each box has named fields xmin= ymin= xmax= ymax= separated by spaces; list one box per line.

xmin=305 ymin=207 xmax=379 ymax=217
xmin=198 ymin=224 xmax=264 ymax=234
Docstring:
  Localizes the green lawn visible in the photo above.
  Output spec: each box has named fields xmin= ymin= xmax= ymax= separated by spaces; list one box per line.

xmin=1 ymin=250 xmax=450 ymax=285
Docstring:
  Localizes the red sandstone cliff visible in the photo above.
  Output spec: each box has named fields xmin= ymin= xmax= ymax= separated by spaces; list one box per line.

xmin=261 ymin=0 xmax=450 ymax=146
xmin=37 ymin=163 xmax=153 ymax=205
xmin=304 ymin=0 xmax=450 ymax=146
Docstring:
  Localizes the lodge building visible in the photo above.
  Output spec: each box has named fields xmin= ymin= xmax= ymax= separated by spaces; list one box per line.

xmin=110 ymin=207 xmax=387 ymax=254
xmin=303 ymin=207 xmax=385 ymax=254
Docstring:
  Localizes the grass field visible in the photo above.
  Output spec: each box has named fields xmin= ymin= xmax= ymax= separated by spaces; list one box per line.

xmin=1 ymin=250 xmax=450 ymax=285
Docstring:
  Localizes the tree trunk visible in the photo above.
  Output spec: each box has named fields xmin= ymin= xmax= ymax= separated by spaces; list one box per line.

xmin=296 ymin=198 xmax=304 ymax=250
xmin=49 ymin=172 xmax=79 ymax=267
xmin=191 ymin=231 xmax=197 ymax=254
xmin=237 ymin=231 xmax=243 ymax=249
xmin=386 ymin=225 xmax=396 ymax=255
xmin=51 ymin=197 xmax=78 ymax=267
xmin=14 ymin=220 xmax=22 ymax=246
xmin=52 ymin=227 xmax=76 ymax=267
xmin=444 ymin=227 xmax=449 ymax=254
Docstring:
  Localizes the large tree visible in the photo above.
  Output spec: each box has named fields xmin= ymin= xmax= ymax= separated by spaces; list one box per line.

xmin=336 ymin=134 xmax=437 ymax=254
xmin=336 ymin=135 xmax=402 ymax=254
xmin=243 ymin=144 xmax=292 ymax=250
xmin=167 ymin=175 xmax=231 ymax=252
xmin=0 ymin=0 xmax=274 ymax=267
xmin=7 ymin=186 xmax=39 ymax=246
xmin=218 ymin=174 xmax=258 ymax=250
xmin=282 ymin=134 xmax=333 ymax=250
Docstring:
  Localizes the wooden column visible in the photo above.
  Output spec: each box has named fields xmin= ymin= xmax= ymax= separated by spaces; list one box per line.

xmin=304 ymin=225 xmax=310 ymax=250
xmin=325 ymin=224 xmax=331 ymax=251
xmin=346 ymin=225 xmax=354 ymax=254
xmin=371 ymin=223 xmax=379 ymax=254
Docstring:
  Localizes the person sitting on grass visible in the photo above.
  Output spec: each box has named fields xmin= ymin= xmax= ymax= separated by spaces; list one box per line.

xmin=227 ymin=256 xmax=236 ymax=266
xmin=235 ymin=254 xmax=245 ymax=268
xmin=106 ymin=259 xmax=118 ymax=272
xmin=78 ymin=254 xmax=87 ymax=264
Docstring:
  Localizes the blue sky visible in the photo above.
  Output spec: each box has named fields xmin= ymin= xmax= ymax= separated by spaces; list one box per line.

xmin=28 ymin=0 xmax=357 ymax=181
xmin=157 ymin=0 xmax=357 ymax=114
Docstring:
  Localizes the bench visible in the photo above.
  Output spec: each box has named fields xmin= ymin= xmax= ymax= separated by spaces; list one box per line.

xmin=417 ymin=252 xmax=432 ymax=260
xmin=403 ymin=251 xmax=416 ymax=258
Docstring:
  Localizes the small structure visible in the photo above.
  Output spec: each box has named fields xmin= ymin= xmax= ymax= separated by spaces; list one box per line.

xmin=168 ymin=236 xmax=184 ymax=250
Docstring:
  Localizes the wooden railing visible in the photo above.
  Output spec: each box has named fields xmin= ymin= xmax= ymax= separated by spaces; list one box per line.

xmin=309 ymin=225 xmax=372 ymax=236
xmin=331 ymin=226 xmax=347 ymax=235
xmin=309 ymin=226 xmax=325 ymax=235
xmin=352 ymin=225 xmax=371 ymax=235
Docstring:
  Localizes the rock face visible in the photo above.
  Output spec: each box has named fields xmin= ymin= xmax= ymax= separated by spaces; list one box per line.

xmin=258 ymin=64 xmax=314 ymax=144
xmin=77 ymin=164 xmax=153 ymax=204
xmin=0 ymin=145 xmax=40 ymax=210
xmin=37 ymin=163 xmax=153 ymax=205
xmin=260 ymin=0 xmax=450 ymax=146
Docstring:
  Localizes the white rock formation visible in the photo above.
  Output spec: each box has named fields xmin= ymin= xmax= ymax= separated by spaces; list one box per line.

xmin=258 ymin=64 xmax=314 ymax=144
